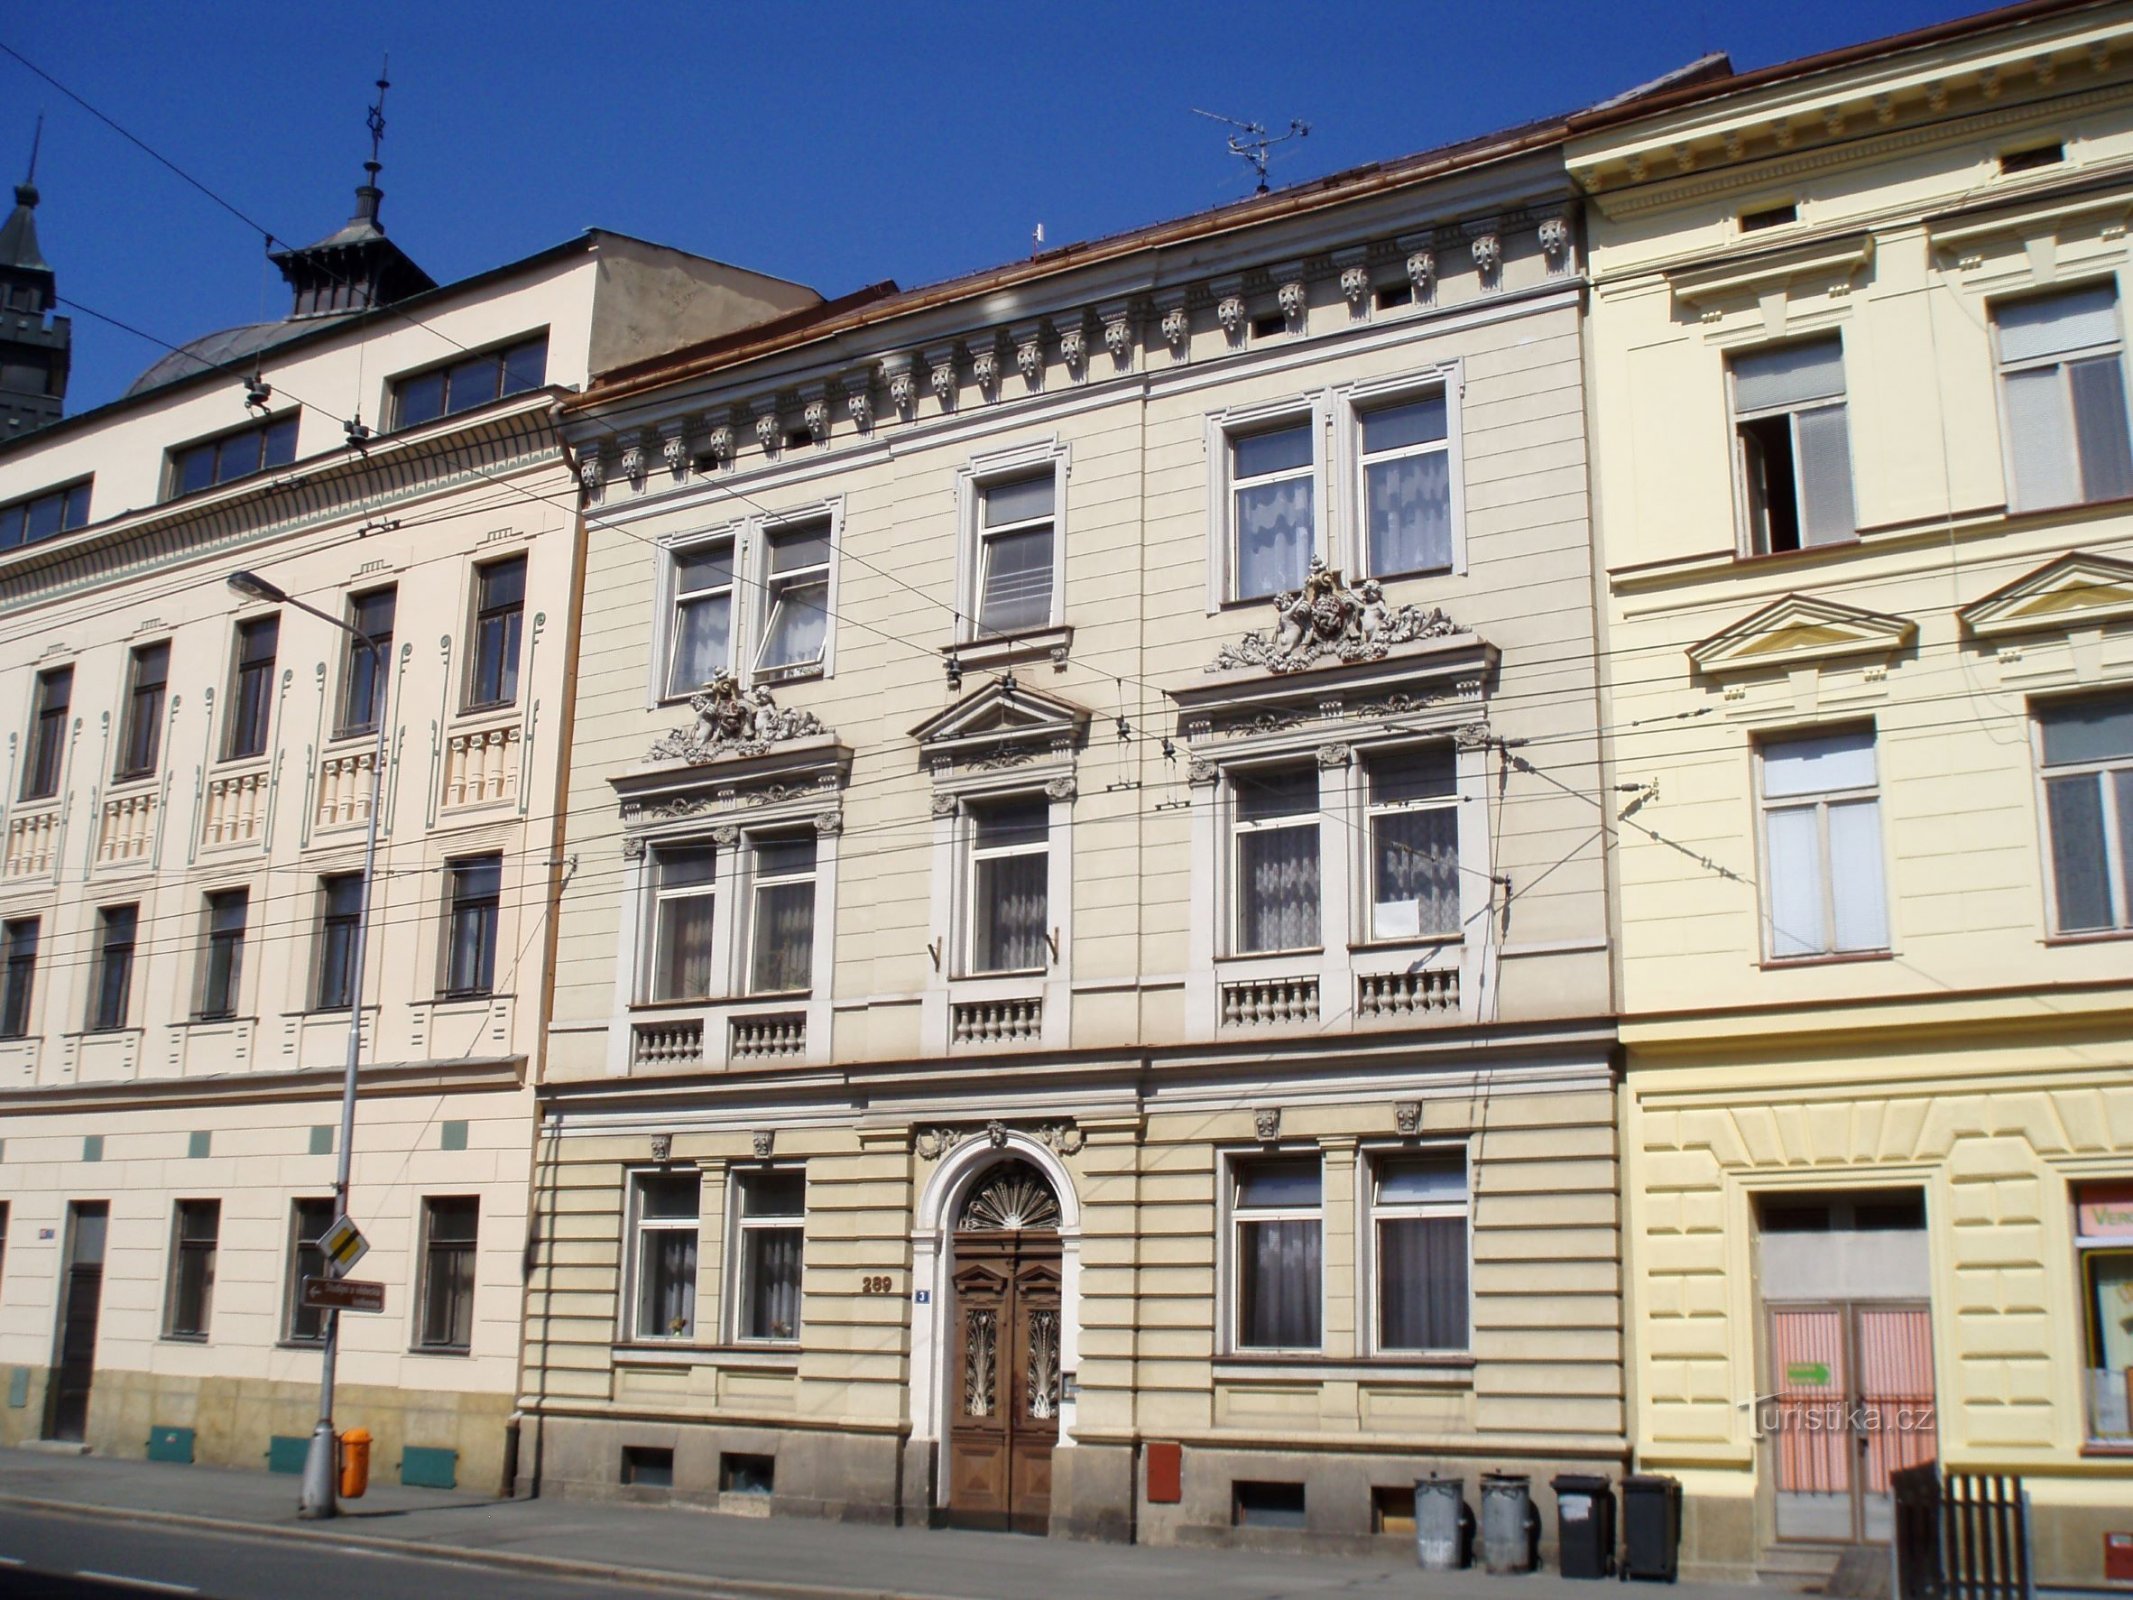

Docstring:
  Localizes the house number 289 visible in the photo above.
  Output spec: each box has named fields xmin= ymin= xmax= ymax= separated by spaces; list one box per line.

xmin=859 ymin=1275 xmax=894 ymax=1294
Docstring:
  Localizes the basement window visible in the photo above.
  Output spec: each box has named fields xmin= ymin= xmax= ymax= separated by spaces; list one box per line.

xmin=620 ymin=1446 xmax=673 ymax=1488
xmin=1234 ymin=1480 xmax=1307 ymax=1528
xmin=721 ymin=1453 xmax=775 ymax=1496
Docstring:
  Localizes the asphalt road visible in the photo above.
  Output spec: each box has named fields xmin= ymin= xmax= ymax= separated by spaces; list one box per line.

xmin=0 ymin=1505 xmax=693 ymax=1600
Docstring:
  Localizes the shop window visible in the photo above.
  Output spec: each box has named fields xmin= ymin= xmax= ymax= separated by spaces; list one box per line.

xmin=2078 ymin=1180 xmax=2133 ymax=1444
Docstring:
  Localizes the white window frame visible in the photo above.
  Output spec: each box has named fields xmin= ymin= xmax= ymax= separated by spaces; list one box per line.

xmin=1204 ymin=396 xmax=1328 ymax=611
xmin=1335 ymin=369 xmax=1465 ymax=581
xmin=1755 ymin=726 xmax=1891 ymax=961
xmin=1222 ymin=1149 xmax=1326 ymax=1355
xmin=744 ymin=829 xmax=819 ymax=996
xmin=2032 ymin=693 xmax=2133 ymax=936
xmin=725 ymin=1165 xmax=805 ymax=1345
xmin=1226 ymin=761 xmax=1323 ymax=957
xmin=643 ymin=839 xmax=723 ymax=1004
xmin=960 ymin=793 xmax=1051 ymax=977
xmin=623 ymin=1166 xmax=703 ymax=1343
xmin=1362 ymin=1146 xmax=1471 ymax=1356
xmin=660 ymin=530 xmax=739 ymax=702
xmin=751 ymin=512 xmax=835 ymax=682
xmin=1993 ymin=281 xmax=2133 ymax=513
xmin=1727 ymin=336 xmax=1857 ymax=556
xmin=954 ymin=440 xmax=1071 ymax=643
xmin=1357 ymin=743 xmax=1461 ymax=945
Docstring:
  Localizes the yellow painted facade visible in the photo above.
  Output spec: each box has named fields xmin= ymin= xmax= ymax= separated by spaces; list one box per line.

xmin=1569 ymin=2 xmax=2133 ymax=1581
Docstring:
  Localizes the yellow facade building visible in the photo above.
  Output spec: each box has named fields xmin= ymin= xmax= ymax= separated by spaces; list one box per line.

xmin=1567 ymin=0 xmax=2133 ymax=1583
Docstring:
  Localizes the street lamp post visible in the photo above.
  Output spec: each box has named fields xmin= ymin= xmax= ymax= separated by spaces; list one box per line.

xmin=228 ymin=569 xmax=389 ymax=1521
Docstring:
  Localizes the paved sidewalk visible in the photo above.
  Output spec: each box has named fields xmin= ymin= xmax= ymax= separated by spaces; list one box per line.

xmin=0 ymin=1446 xmax=1765 ymax=1600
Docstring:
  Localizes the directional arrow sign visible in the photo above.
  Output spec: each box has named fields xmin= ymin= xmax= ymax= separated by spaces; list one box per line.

xmin=301 ymin=1276 xmax=385 ymax=1313
xmin=319 ymin=1214 xmax=368 ymax=1275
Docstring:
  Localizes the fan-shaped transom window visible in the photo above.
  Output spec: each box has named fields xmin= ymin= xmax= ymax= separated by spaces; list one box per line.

xmin=956 ymin=1160 xmax=1062 ymax=1232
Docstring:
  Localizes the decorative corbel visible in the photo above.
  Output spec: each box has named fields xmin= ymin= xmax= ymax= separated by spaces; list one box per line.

xmin=754 ymin=405 xmax=782 ymax=454
xmin=618 ymin=436 xmax=645 ymax=486
xmin=620 ymin=834 xmax=646 ymax=860
xmin=578 ymin=451 xmax=604 ymax=492
xmin=1012 ymin=322 xmax=1045 ymax=387
xmin=969 ymin=333 xmax=1005 ymax=397
xmin=882 ymin=354 xmax=918 ymax=416
xmin=1335 ymin=248 xmax=1371 ymax=307
xmin=711 ymin=822 xmax=742 ymax=847
xmin=931 ymin=791 xmax=960 ymax=817
xmin=1158 ymin=297 xmax=1190 ymax=350
xmin=660 ymin=424 xmax=688 ymax=477
xmin=1471 ymin=231 xmax=1502 ymax=279
xmin=1057 ymin=318 xmax=1088 ymax=375
xmin=650 ymin=1132 xmax=673 ymax=1163
xmin=1099 ymin=301 xmax=1135 ymax=362
xmin=1254 ymin=1107 xmax=1281 ymax=1143
xmin=1215 ymin=289 xmax=1247 ymax=338
xmin=927 ymin=346 xmax=959 ymax=410
xmin=1187 ymin=755 xmax=1218 ymax=787
xmin=703 ymin=422 xmax=734 ymax=467
xmin=1273 ymin=264 xmax=1308 ymax=326
xmin=1044 ymin=774 xmax=1077 ymax=801
xmin=814 ymin=808 xmax=843 ymax=835
xmin=1315 ymin=742 xmax=1352 ymax=768
xmin=800 ymin=388 xmax=830 ymax=446
xmin=752 ymin=1129 xmax=774 ymax=1160
xmin=842 ymin=373 xmax=874 ymax=433
xmin=1394 ymin=1101 xmax=1421 ymax=1136
xmin=1537 ymin=216 xmax=1571 ymax=271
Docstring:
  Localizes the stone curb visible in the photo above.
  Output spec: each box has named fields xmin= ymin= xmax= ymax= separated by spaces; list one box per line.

xmin=0 ymin=1491 xmax=961 ymax=1600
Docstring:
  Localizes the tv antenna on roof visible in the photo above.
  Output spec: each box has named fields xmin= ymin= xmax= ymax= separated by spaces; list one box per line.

xmin=1192 ymin=109 xmax=1309 ymax=194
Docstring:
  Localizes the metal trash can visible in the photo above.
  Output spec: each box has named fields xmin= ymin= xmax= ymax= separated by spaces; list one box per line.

xmin=1480 ymin=1472 xmax=1537 ymax=1574
xmin=1551 ymin=1473 xmax=1616 ymax=1579
xmin=1415 ymin=1474 xmax=1466 ymax=1570
xmin=1622 ymin=1473 xmax=1682 ymax=1582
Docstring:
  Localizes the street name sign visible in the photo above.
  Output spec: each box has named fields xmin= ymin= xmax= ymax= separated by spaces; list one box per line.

xmin=301 ymin=1276 xmax=385 ymax=1313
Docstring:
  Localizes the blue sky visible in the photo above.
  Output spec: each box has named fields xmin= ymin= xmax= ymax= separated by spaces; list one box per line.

xmin=8 ymin=0 xmax=1968 ymax=411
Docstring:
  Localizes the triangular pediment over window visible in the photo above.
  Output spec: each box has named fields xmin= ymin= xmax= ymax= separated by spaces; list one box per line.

xmin=1959 ymin=551 xmax=2133 ymax=639
xmin=1687 ymin=593 xmax=1917 ymax=678
xmin=910 ymin=678 xmax=1092 ymax=764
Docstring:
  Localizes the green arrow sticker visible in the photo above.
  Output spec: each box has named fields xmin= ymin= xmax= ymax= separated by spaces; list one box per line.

xmin=1786 ymin=1361 xmax=1831 ymax=1387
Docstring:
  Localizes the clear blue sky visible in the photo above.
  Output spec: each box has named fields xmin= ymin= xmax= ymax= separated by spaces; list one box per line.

xmin=8 ymin=0 xmax=1968 ymax=412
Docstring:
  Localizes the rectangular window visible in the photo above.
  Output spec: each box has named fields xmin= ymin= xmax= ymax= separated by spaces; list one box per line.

xmin=2076 ymin=1180 xmax=2133 ymax=1443
xmin=391 ymin=334 xmax=548 ymax=429
xmin=1731 ymin=337 xmax=1856 ymax=553
xmin=467 ymin=557 xmax=526 ymax=709
xmin=224 ymin=616 xmax=279 ymax=760
xmin=314 ymin=873 xmax=364 ymax=1010
xmin=284 ymin=1197 xmax=334 ymax=1344
xmin=20 ymin=665 xmax=70 ymax=801
xmin=1365 ymin=747 xmax=1459 ymax=940
xmin=748 ymin=833 xmax=817 ymax=994
xmin=649 ymin=843 xmax=718 ymax=1001
xmin=630 ymin=1170 xmax=700 ymax=1340
xmin=976 ymin=474 xmax=1055 ymax=635
xmin=165 ymin=1199 xmax=220 ymax=1340
xmin=0 ymin=479 xmax=90 ymax=552
xmin=1229 ymin=421 xmax=1315 ymax=601
xmin=2037 ymin=695 xmax=2133 ymax=934
xmin=1232 ymin=1156 xmax=1322 ymax=1351
xmin=168 ymin=414 xmax=298 ymax=499
xmin=1998 ymin=285 xmax=2133 ymax=512
xmin=1232 ymin=765 xmax=1320 ymax=954
xmin=116 ymin=642 xmax=170 ymax=781
xmin=0 ymin=917 xmax=36 ymax=1039
xmin=755 ymin=521 xmax=831 ymax=676
xmin=1372 ymin=1154 xmax=1468 ymax=1351
xmin=1760 ymin=728 xmax=1888 ymax=959
xmin=416 ymin=1196 xmax=478 ymax=1354
xmin=196 ymin=889 xmax=248 ymax=1020
xmin=731 ymin=1169 xmax=804 ymax=1342
xmin=666 ymin=539 xmax=734 ymax=698
xmin=339 ymin=588 xmax=396 ymax=737
xmin=967 ymin=797 xmax=1048 ymax=974
xmin=1359 ymin=394 xmax=1452 ymax=577
xmin=89 ymin=904 xmax=138 ymax=1031
xmin=443 ymin=855 xmax=503 ymax=998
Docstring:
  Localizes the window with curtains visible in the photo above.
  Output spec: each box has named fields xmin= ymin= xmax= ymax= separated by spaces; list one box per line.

xmin=666 ymin=537 xmax=735 ymax=698
xmin=0 ymin=917 xmax=36 ymax=1039
xmin=1758 ymin=728 xmax=1888 ymax=960
xmin=2075 ymin=1180 xmax=2133 ymax=1442
xmin=1371 ymin=1153 xmax=1469 ymax=1352
xmin=283 ymin=1197 xmax=334 ymax=1344
xmin=1365 ymin=747 xmax=1459 ymax=940
xmin=467 ymin=556 xmax=526 ymax=710
xmin=1228 ymin=419 xmax=1316 ymax=601
xmin=115 ymin=641 xmax=170 ymax=781
xmin=1231 ymin=765 xmax=1320 ymax=954
xmin=1231 ymin=1156 xmax=1322 ymax=1351
xmin=20 ymin=665 xmax=71 ymax=802
xmin=224 ymin=615 xmax=279 ymax=760
xmin=164 ymin=1199 xmax=219 ymax=1341
xmin=442 ymin=854 xmax=503 ymax=998
xmin=629 ymin=1170 xmax=700 ymax=1340
xmin=648 ymin=843 xmax=719 ymax=1001
xmin=195 ymin=888 xmax=248 ymax=1020
xmin=89 ymin=904 xmax=137 ymax=1031
xmin=1996 ymin=284 xmax=2133 ymax=512
xmin=748 ymin=833 xmax=816 ymax=994
xmin=1357 ymin=392 xmax=1452 ymax=577
xmin=338 ymin=588 xmax=395 ymax=737
xmin=966 ymin=797 xmax=1049 ymax=973
xmin=416 ymin=1196 xmax=478 ymax=1354
xmin=313 ymin=873 xmax=364 ymax=1010
xmin=1730 ymin=337 xmax=1856 ymax=554
xmin=2035 ymin=695 xmax=2133 ymax=934
xmin=755 ymin=521 xmax=832 ymax=676
xmin=731 ymin=1169 xmax=804 ymax=1342
xmin=974 ymin=473 xmax=1056 ymax=635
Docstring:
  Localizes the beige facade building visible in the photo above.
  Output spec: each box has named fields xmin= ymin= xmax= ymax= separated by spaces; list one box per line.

xmin=0 ymin=171 xmax=815 ymax=1488
xmin=1567 ymin=0 xmax=2133 ymax=1582
xmin=525 ymin=112 xmax=1643 ymax=1551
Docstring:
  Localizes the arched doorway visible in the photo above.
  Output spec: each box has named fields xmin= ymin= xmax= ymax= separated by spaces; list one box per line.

xmin=945 ymin=1158 xmax=1062 ymax=1533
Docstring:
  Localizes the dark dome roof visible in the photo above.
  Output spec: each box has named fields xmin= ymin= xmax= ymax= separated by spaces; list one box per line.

xmin=124 ymin=316 xmax=350 ymax=398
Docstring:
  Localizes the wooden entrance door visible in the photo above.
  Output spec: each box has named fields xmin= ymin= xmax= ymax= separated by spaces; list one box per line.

xmin=46 ymin=1201 xmax=108 ymax=1443
xmin=1769 ymin=1302 xmax=1936 ymax=1543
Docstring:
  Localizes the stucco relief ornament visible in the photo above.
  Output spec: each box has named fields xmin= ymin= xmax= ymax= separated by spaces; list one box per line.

xmin=1406 ymin=248 xmax=1435 ymax=295
xmin=844 ymin=379 xmax=873 ymax=432
xmin=1040 ymin=1122 xmax=1086 ymax=1155
xmin=1102 ymin=313 xmax=1132 ymax=361
xmin=1254 ymin=1107 xmax=1281 ymax=1142
xmin=814 ymin=808 xmax=843 ymax=835
xmin=619 ymin=444 xmax=645 ymax=483
xmin=1277 ymin=279 xmax=1307 ymax=321
xmin=1015 ymin=335 xmax=1043 ymax=384
xmin=930 ymin=358 xmax=957 ymax=408
xmin=1471 ymin=232 xmax=1502 ymax=276
xmin=1394 ymin=1101 xmax=1422 ymax=1136
xmin=1216 ymin=294 xmax=1246 ymax=336
xmin=578 ymin=452 xmax=604 ymax=491
xmin=915 ymin=1126 xmax=966 ymax=1161
xmin=1537 ymin=216 xmax=1571 ymax=268
xmin=752 ymin=1129 xmax=775 ymax=1160
xmin=755 ymin=411 xmax=781 ymax=452
xmin=1160 ymin=304 xmax=1189 ymax=348
xmin=885 ymin=363 xmax=918 ymax=413
xmin=971 ymin=343 xmax=1001 ymax=392
xmin=704 ymin=424 xmax=734 ymax=465
xmin=645 ymin=669 xmax=826 ymax=764
xmin=1057 ymin=324 xmax=1086 ymax=373
xmin=802 ymin=397 xmax=830 ymax=444
xmin=661 ymin=432 xmax=687 ymax=475
xmin=1340 ymin=264 xmax=1370 ymax=305
xmin=1207 ymin=558 xmax=1464 ymax=674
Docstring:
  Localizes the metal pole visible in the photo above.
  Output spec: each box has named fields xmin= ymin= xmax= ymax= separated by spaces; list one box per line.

xmin=297 ymin=630 xmax=388 ymax=1521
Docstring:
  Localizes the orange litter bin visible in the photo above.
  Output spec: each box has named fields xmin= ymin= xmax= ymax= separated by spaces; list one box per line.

xmin=338 ymin=1428 xmax=371 ymax=1499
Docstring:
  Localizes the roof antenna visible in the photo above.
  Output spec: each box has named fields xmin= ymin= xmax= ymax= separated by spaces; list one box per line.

xmin=1191 ymin=109 xmax=1309 ymax=194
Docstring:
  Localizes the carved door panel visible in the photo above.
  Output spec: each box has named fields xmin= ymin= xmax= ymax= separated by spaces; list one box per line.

xmin=946 ymin=1231 xmax=1062 ymax=1534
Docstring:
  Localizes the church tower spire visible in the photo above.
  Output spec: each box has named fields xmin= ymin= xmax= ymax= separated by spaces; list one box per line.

xmin=0 ymin=115 xmax=73 ymax=441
